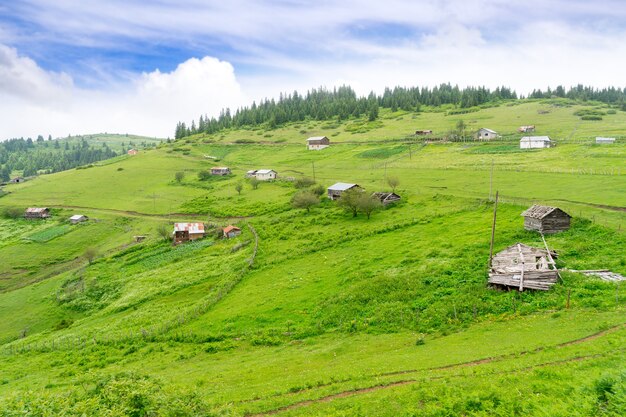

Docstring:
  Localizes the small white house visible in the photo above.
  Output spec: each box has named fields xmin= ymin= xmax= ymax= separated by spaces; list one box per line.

xmin=520 ymin=136 xmax=554 ymax=149
xmin=306 ymin=136 xmax=330 ymax=150
xmin=69 ymin=214 xmax=88 ymax=224
xmin=596 ymin=137 xmax=615 ymax=144
xmin=477 ymin=128 xmax=498 ymax=140
xmin=253 ymin=169 xmax=277 ymax=181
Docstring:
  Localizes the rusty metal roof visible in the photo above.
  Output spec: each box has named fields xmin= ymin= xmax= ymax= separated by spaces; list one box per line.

xmin=173 ymin=222 xmax=205 ymax=233
xmin=223 ymin=225 xmax=241 ymax=234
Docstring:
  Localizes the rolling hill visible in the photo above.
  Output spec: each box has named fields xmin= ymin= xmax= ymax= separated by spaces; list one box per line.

xmin=0 ymin=98 xmax=625 ymax=416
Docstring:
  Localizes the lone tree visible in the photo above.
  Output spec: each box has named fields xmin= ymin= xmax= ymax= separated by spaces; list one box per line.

xmin=337 ymin=188 xmax=362 ymax=217
xmin=357 ymin=193 xmax=382 ymax=220
xmin=249 ymin=177 xmax=260 ymax=190
xmin=456 ymin=119 xmax=467 ymax=140
xmin=175 ymin=171 xmax=185 ymax=183
xmin=84 ymin=247 xmax=98 ymax=264
xmin=291 ymin=190 xmax=320 ymax=212
xmin=235 ymin=182 xmax=243 ymax=195
xmin=387 ymin=176 xmax=400 ymax=192
xmin=156 ymin=224 xmax=170 ymax=241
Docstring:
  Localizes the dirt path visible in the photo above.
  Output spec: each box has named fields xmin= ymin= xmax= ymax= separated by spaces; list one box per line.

xmin=246 ymin=322 xmax=626 ymax=416
xmin=48 ymin=204 xmax=254 ymax=220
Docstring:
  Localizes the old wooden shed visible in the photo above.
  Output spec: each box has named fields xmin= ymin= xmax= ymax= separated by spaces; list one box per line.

xmin=306 ymin=136 xmax=330 ymax=150
xmin=372 ymin=192 xmax=401 ymax=206
xmin=25 ymin=207 xmax=50 ymax=219
xmin=69 ymin=214 xmax=88 ymax=224
xmin=327 ymin=183 xmax=362 ymax=200
xmin=173 ymin=222 xmax=205 ymax=244
xmin=223 ymin=225 xmax=242 ymax=238
xmin=211 ymin=167 xmax=231 ymax=176
xmin=488 ymin=243 xmax=559 ymax=291
xmin=521 ymin=205 xmax=571 ymax=234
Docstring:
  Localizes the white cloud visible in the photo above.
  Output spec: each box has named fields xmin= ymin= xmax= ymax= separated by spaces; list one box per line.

xmin=0 ymin=49 xmax=246 ymax=139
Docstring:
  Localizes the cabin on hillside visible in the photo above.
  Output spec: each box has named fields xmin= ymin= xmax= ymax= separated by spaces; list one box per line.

xmin=25 ymin=207 xmax=50 ymax=219
xmin=372 ymin=192 xmax=401 ymax=206
xmin=415 ymin=129 xmax=433 ymax=135
xmin=306 ymin=136 xmax=330 ymax=150
xmin=476 ymin=128 xmax=498 ymax=140
xmin=211 ymin=167 xmax=231 ymax=176
xmin=127 ymin=149 xmax=138 ymax=155
xmin=223 ymin=225 xmax=241 ymax=238
xmin=173 ymin=222 xmax=205 ymax=244
xmin=327 ymin=183 xmax=362 ymax=200
xmin=596 ymin=137 xmax=615 ymax=144
xmin=69 ymin=214 xmax=88 ymax=224
xmin=488 ymin=243 xmax=559 ymax=291
xmin=521 ymin=205 xmax=571 ymax=234
xmin=520 ymin=136 xmax=553 ymax=149
xmin=518 ymin=125 xmax=535 ymax=133
xmin=247 ymin=169 xmax=277 ymax=181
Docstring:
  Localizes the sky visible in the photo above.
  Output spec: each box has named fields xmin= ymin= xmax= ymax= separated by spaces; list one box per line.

xmin=1 ymin=0 xmax=625 ymax=139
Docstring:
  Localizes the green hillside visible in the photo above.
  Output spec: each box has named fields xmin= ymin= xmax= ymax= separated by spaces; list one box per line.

xmin=0 ymin=99 xmax=625 ymax=416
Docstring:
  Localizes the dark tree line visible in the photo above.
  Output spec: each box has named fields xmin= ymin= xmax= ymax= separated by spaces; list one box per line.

xmin=175 ymin=84 xmax=518 ymax=139
xmin=175 ymin=83 xmax=626 ymax=139
xmin=0 ymin=137 xmax=117 ymax=181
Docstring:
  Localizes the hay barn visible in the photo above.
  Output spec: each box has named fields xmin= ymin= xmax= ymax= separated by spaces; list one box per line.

xmin=521 ymin=205 xmax=571 ymax=234
xmin=25 ymin=207 xmax=50 ymax=219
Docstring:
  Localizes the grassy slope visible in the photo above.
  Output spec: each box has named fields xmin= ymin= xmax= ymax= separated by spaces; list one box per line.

xmin=0 ymin=99 xmax=625 ymax=415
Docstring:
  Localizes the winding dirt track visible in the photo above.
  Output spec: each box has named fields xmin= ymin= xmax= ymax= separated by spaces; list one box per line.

xmin=246 ymin=322 xmax=626 ymax=416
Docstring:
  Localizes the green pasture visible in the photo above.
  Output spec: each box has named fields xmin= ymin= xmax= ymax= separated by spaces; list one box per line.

xmin=0 ymin=99 xmax=625 ymax=415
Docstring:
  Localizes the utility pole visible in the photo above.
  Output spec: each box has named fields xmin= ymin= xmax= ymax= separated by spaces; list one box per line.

xmin=489 ymin=191 xmax=499 ymax=268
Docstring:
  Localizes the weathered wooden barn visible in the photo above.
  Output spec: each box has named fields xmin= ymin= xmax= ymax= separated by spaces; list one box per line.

xmin=211 ymin=167 xmax=231 ymax=176
xmin=69 ymin=214 xmax=88 ymax=224
xmin=306 ymin=136 xmax=330 ymax=150
xmin=476 ymin=128 xmax=498 ymax=140
xmin=372 ymin=192 xmax=401 ymax=206
xmin=25 ymin=207 xmax=50 ymax=219
xmin=173 ymin=222 xmax=205 ymax=244
xmin=521 ymin=205 xmax=571 ymax=234
xmin=488 ymin=243 xmax=559 ymax=291
xmin=327 ymin=183 xmax=362 ymax=200
xmin=223 ymin=225 xmax=241 ymax=238
xmin=520 ymin=136 xmax=553 ymax=149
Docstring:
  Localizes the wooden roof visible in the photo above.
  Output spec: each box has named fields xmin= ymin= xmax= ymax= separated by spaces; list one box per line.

xmin=521 ymin=205 xmax=571 ymax=220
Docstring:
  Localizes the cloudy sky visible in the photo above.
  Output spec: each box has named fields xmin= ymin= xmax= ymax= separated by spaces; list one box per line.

xmin=1 ymin=0 xmax=625 ymax=139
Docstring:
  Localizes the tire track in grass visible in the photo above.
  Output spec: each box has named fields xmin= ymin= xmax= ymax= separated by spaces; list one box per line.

xmin=244 ymin=322 xmax=626 ymax=416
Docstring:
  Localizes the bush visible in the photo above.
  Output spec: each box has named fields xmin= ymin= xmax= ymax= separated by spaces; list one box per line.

xmin=294 ymin=177 xmax=316 ymax=188
xmin=581 ymin=115 xmax=603 ymax=120
xmin=2 ymin=206 xmax=23 ymax=219
xmin=197 ymin=170 xmax=211 ymax=180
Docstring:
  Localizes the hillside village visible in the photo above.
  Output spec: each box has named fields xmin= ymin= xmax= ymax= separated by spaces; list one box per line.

xmin=1 ymin=98 xmax=625 ymax=415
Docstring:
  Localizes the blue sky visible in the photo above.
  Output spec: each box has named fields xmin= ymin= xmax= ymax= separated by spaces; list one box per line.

xmin=1 ymin=0 xmax=625 ymax=138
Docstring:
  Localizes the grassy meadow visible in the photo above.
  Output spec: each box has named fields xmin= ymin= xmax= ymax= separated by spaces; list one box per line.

xmin=0 ymin=98 xmax=625 ymax=415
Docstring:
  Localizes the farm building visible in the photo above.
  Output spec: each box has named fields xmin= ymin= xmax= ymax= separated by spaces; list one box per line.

xmin=127 ymin=149 xmax=138 ymax=155
xmin=476 ymin=128 xmax=498 ymax=140
xmin=173 ymin=222 xmax=205 ymax=244
xmin=306 ymin=136 xmax=330 ymax=150
xmin=223 ymin=225 xmax=241 ymax=238
xmin=25 ymin=207 xmax=50 ymax=219
xmin=69 ymin=214 xmax=88 ymax=224
xmin=596 ymin=137 xmax=615 ymax=144
xmin=521 ymin=205 xmax=571 ymax=234
xmin=327 ymin=183 xmax=362 ymax=200
xmin=372 ymin=192 xmax=401 ymax=206
xmin=518 ymin=125 xmax=535 ymax=133
xmin=415 ymin=130 xmax=433 ymax=135
xmin=211 ymin=167 xmax=231 ymax=176
xmin=488 ymin=243 xmax=559 ymax=291
xmin=9 ymin=177 xmax=24 ymax=183
xmin=520 ymin=136 xmax=553 ymax=149
xmin=247 ymin=169 xmax=277 ymax=181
